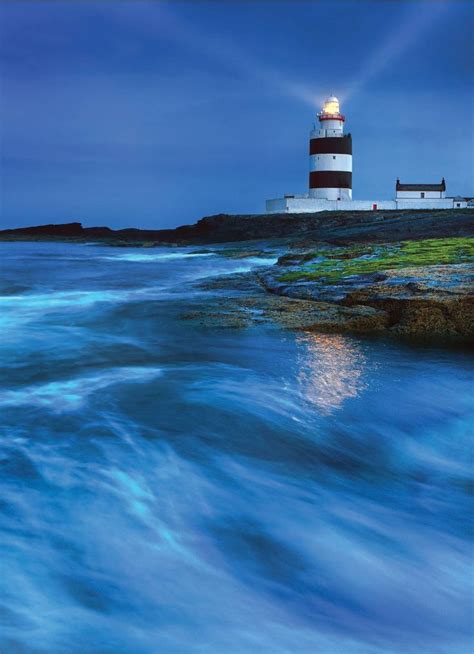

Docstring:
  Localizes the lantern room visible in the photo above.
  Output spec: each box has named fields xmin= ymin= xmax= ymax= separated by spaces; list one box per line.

xmin=318 ymin=95 xmax=345 ymax=122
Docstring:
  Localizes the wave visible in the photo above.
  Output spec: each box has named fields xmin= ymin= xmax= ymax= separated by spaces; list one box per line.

xmin=0 ymin=286 xmax=175 ymax=333
xmin=188 ymin=256 xmax=279 ymax=281
xmin=2 ymin=241 xmax=473 ymax=654
xmin=100 ymin=252 xmax=278 ymax=268
xmin=0 ymin=290 xmax=130 ymax=333
xmin=0 ymin=289 xmax=124 ymax=308
xmin=229 ymin=256 xmax=278 ymax=271
xmin=101 ymin=252 xmax=216 ymax=263
xmin=0 ymin=366 xmax=163 ymax=411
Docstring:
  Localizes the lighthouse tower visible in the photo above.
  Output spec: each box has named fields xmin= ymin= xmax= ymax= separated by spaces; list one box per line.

xmin=266 ymin=93 xmax=467 ymax=214
xmin=309 ymin=95 xmax=352 ymax=200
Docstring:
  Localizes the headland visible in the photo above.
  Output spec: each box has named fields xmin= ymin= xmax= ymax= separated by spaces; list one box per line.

xmin=2 ymin=209 xmax=473 ymax=343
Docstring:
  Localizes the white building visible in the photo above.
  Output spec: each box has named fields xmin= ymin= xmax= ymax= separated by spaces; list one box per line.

xmin=266 ymin=97 xmax=469 ymax=214
xmin=396 ymin=179 xmax=445 ymax=199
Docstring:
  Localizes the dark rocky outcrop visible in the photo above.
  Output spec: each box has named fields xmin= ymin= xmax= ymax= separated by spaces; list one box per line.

xmin=1 ymin=208 xmax=473 ymax=246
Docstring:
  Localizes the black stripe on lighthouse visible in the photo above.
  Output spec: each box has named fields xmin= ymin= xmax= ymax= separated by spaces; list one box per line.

xmin=309 ymin=171 xmax=352 ymax=189
xmin=309 ymin=135 xmax=352 ymax=155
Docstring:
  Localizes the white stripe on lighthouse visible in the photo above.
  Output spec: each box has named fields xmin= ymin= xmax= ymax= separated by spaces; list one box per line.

xmin=309 ymin=153 xmax=352 ymax=173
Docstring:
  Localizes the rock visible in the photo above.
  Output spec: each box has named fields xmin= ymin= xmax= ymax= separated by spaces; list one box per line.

xmin=216 ymin=249 xmax=269 ymax=259
xmin=390 ymin=305 xmax=456 ymax=338
xmin=187 ymin=237 xmax=474 ymax=343
xmin=277 ymin=252 xmax=325 ymax=266
xmin=180 ymin=292 xmax=388 ymax=334
xmin=196 ymin=272 xmax=262 ymax=292
xmin=258 ymin=256 xmax=474 ymax=342
xmin=260 ymin=298 xmax=388 ymax=333
xmin=449 ymin=299 xmax=474 ymax=337
xmin=1 ymin=208 xmax=473 ymax=246
xmin=180 ymin=308 xmax=252 ymax=329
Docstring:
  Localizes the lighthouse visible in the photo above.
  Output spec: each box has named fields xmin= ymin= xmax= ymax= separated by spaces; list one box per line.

xmin=309 ymin=95 xmax=352 ymax=201
xmin=265 ymin=94 xmax=468 ymax=213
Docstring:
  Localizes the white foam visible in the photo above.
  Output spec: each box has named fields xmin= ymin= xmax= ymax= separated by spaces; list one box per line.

xmin=239 ymin=256 xmax=278 ymax=267
xmin=219 ymin=256 xmax=278 ymax=274
xmin=101 ymin=252 xmax=215 ymax=263
xmin=0 ymin=366 xmax=163 ymax=411
xmin=0 ymin=289 xmax=123 ymax=309
xmin=0 ymin=286 xmax=174 ymax=333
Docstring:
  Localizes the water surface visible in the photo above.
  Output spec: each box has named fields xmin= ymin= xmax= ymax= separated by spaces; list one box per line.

xmin=1 ymin=242 xmax=472 ymax=653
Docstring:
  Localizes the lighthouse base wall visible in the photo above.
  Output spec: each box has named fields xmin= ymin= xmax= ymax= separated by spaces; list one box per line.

xmin=309 ymin=187 xmax=352 ymax=201
xmin=265 ymin=197 xmax=466 ymax=214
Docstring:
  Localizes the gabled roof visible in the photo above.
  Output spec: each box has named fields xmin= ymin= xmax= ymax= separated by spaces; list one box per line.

xmin=396 ymin=178 xmax=446 ymax=192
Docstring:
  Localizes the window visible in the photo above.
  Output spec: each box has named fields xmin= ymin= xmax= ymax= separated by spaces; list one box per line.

xmin=456 ymin=203 xmax=461 ymax=207
xmin=333 ymin=156 xmax=336 ymax=160
xmin=421 ymin=192 xmax=425 ymax=198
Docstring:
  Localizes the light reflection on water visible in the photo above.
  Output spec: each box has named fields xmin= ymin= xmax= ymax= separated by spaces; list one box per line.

xmin=0 ymin=242 xmax=472 ymax=654
xmin=296 ymin=332 xmax=367 ymax=415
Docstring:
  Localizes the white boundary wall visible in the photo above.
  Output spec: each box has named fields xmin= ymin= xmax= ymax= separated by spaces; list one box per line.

xmin=265 ymin=197 xmax=467 ymax=214
xmin=395 ymin=199 xmax=454 ymax=209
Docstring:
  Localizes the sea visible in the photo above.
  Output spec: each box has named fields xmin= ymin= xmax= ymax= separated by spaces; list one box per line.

xmin=0 ymin=241 xmax=472 ymax=654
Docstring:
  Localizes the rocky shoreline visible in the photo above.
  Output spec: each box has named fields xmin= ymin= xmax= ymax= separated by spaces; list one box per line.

xmin=183 ymin=236 xmax=474 ymax=343
xmin=2 ymin=211 xmax=473 ymax=342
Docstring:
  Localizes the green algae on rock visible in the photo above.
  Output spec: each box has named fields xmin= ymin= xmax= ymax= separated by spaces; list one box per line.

xmin=277 ymin=237 xmax=474 ymax=283
xmin=259 ymin=238 xmax=474 ymax=342
xmin=180 ymin=236 xmax=474 ymax=343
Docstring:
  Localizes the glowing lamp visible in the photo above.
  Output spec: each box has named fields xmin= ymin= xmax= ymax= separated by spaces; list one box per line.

xmin=322 ymin=96 xmax=340 ymax=115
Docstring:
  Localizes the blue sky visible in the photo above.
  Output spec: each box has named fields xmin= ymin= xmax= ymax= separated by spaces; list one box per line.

xmin=0 ymin=0 xmax=473 ymax=229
